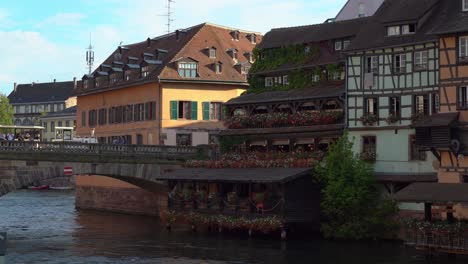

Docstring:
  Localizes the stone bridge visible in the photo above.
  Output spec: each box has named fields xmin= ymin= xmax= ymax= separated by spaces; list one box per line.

xmin=0 ymin=142 xmax=212 ymax=197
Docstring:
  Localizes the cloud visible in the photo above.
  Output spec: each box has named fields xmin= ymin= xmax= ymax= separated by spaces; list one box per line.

xmin=35 ymin=13 xmax=86 ymax=28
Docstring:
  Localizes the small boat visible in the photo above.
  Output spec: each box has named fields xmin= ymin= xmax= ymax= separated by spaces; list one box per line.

xmin=28 ymin=185 xmax=50 ymax=190
xmin=50 ymin=186 xmax=74 ymax=190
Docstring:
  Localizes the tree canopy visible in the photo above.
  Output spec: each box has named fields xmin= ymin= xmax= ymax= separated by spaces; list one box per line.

xmin=317 ymin=133 xmax=398 ymax=240
xmin=0 ymin=94 xmax=14 ymax=126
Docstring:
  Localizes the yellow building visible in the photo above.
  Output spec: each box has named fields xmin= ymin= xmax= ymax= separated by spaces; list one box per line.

xmin=41 ymin=106 xmax=77 ymax=142
xmin=75 ymin=23 xmax=262 ymax=146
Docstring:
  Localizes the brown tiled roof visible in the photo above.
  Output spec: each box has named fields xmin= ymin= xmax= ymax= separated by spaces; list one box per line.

xmin=393 ymin=183 xmax=468 ymax=203
xmin=413 ymin=112 xmax=459 ymax=128
xmin=258 ymin=17 xmax=370 ymax=50
xmin=75 ymin=23 xmax=262 ymax=96
xmin=156 ymin=168 xmax=313 ymax=183
xmin=430 ymin=0 xmax=468 ymax=35
xmin=225 ymin=83 xmax=344 ymax=105
xmin=346 ymin=0 xmax=441 ymax=51
xmin=8 ymin=81 xmax=76 ymax=104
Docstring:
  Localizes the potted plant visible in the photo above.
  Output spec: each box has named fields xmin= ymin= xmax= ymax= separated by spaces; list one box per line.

xmin=360 ymin=114 xmax=379 ymax=126
xmin=386 ymin=113 xmax=399 ymax=124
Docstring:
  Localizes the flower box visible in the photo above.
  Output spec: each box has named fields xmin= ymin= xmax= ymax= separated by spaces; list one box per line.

xmin=360 ymin=114 xmax=379 ymax=126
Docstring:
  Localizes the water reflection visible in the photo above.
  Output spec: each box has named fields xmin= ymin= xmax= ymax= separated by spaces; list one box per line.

xmin=0 ymin=190 xmax=467 ymax=264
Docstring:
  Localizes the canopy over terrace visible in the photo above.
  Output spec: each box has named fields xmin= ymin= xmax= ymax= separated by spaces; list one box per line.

xmin=157 ymin=168 xmax=314 ymax=183
xmin=157 ymin=168 xmax=320 ymax=227
xmin=393 ymin=183 xmax=468 ymax=222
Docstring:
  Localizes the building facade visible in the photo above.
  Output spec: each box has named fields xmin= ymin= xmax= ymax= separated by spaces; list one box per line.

xmin=40 ymin=106 xmax=77 ymax=142
xmin=7 ymin=80 xmax=77 ymax=126
xmin=75 ymin=23 xmax=260 ymax=146
xmin=346 ymin=0 xmax=441 ymax=192
xmin=221 ymin=17 xmax=370 ymax=152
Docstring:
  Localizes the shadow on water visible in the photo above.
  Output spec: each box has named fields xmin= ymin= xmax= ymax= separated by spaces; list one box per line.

xmin=0 ymin=190 xmax=467 ymax=264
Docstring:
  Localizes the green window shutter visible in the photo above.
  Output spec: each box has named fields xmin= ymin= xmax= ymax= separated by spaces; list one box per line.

xmin=202 ymin=102 xmax=210 ymax=120
xmin=170 ymin=101 xmax=178 ymax=120
xmin=191 ymin=101 xmax=198 ymax=120
xmin=222 ymin=105 xmax=228 ymax=120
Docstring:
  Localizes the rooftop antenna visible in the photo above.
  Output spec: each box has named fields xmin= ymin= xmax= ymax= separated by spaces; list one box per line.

xmin=160 ymin=0 xmax=175 ymax=34
xmin=86 ymin=33 xmax=95 ymax=75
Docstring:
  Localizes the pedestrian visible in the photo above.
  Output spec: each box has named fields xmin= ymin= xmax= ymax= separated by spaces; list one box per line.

xmin=0 ymin=133 xmax=5 ymax=141
xmin=7 ymin=132 xmax=13 ymax=141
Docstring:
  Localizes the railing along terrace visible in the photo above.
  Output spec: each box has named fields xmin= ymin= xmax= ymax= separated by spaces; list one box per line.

xmin=403 ymin=222 xmax=468 ymax=253
xmin=224 ymin=111 xmax=344 ymax=130
xmin=0 ymin=141 xmax=201 ymax=160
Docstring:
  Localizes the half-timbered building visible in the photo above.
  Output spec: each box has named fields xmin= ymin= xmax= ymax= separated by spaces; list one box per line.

xmin=346 ymin=0 xmax=441 ymax=192
xmin=221 ymin=18 xmax=369 ymax=153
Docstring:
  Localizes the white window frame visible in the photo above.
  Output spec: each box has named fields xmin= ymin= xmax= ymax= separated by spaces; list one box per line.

xmin=387 ymin=26 xmax=400 ymax=36
xmin=402 ymin=24 xmax=415 ymax=35
xmin=460 ymin=36 xmax=468 ymax=61
xmin=209 ymin=48 xmax=217 ymax=59
xmin=366 ymin=98 xmax=376 ymax=114
xmin=366 ymin=56 xmax=379 ymax=74
xmin=459 ymin=86 xmax=468 ymax=109
xmin=312 ymin=74 xmax=320 ymax=83
xmin=209 ymin=102 xmax=222 ymax=120
xmin=283 ymin=75 xmax=289 ymax=85
xmin=334 ymin=41 xmax=342 ymax=51
xmin=393 ymin=54 xmax=407 ymax=74
xmin=265 ymin=77 xmax=273 ymax=87
xmin=141 ymin=66 xmax=149 ymax=77
xmin=414 ymin=51 xmax=428 ymax=71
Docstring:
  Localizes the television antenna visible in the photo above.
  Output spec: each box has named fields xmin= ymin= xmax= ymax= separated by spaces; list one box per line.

xmin=159 ymin=0 xmax=175 ymax=34
xmin=86 ymin=33 xmax=95 ymax=75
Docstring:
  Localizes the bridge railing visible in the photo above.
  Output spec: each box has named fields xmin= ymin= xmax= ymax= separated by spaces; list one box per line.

xmin=0 ymin=141 xmax=204 ymax=160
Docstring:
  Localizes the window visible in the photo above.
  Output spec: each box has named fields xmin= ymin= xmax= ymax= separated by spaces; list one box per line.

xmin=43 ymin=122 xmax=48 ymax=132
xmin=51 ymin=121 xmax=55 ymax=133
xmin=414 ymin=94 xmax=429 ymax=114
xmin=81 ymin=111 xmax=86 ymax=127
xmin=178 ymin=62 xmax=198 ymax=78
xmin=232 ymin=31 xmax=240 ymax=41
xmin=250 ymin=34 xmax=257 ymax=44
xmin=241 ymin=65 xmax=251 ymax=75
xmin=98 ymin=108 xmax=107 ymax=125
xmin=176 ymin=134 xmax=192 ymax=146
xmin=393 ymin=54 xmax=407 ymax=74
xmin=460 ymin=36 xmax=468 ymax=62
xmin=432 ymin=93 xmax=440 ymax=114
xmin=358 ymin=3 xmax=366 ymax=17
xmin=283 ymin=75 xmax=289 ymax=85
xmin=141 ymin=66 xmax=149 ymax=77
xmin=410 ymin=135 xmax=426 ymax=161
xmin=65 ymin=121 xmax=70 ymax=127
xmin=464 ymin=0 xmax=468 ymax=11
xmin=364 ymin=97 xmax=378 ymax=115
xmin=312 ymin=74 xmax=320 ymax=83
xmin=343 ymin=40 xmax=351 ymax=50
xmin=414 ymin=51 xmax=428 ymax=71
xmin=362 ymin=136 xmax=376 ymax=156
xmin=145 ymin=101 xmax=157 ymax=121
xmin=209 ymin=48 xmax=217 ymax=59
xmin=387 ymin=26 xmax=400 ymax=36
xmin=209 ymin=102 xmax=222 ymax=120
xmin=366 ymin=56 xmax=379 ymax=74
xmin=215 ymin=62 xmax=222 ymax=74
xmin=328 ymin=70 xmax=342 ymax=81
xmin=88 ymin=110 xmax=97 ymax=127
xmin=402 ymin=24 xmax=416 ymax=35
xmin=459 ymin=86 xmax=468 ymax=109
xmin=334 ymin=41 xmax=342 ymax=51
xmin=125 ymin=70 xmax=132 ymax=81
xmin=83 ymin=80 xmax=89 ymax=89
xmin=273 ymin=76 xmax=283 ymax=85
xmin=110 ymin=73 xmax=118 ymax=84
xmin=265 ymin=77 xmax=273 ymax=87
xmin=389 ymin=97 xmax=401 ymax=117
xmin=177 ymin=101 xmax=192 ymax=120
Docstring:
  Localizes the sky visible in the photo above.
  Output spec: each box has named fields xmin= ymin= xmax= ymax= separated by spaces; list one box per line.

xmin=0 ymin=0 xmax=347 ymax=95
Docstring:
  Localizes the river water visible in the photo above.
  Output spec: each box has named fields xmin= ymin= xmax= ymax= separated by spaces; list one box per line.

xmin=0 ymin=190 xmax=466 ymax=264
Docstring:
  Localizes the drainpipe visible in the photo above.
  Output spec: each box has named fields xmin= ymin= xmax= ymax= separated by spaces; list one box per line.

xmin=344 ymin=56 xmax=349 ymax=130
xmin=158 ymin=77 xmax=163 ymax=145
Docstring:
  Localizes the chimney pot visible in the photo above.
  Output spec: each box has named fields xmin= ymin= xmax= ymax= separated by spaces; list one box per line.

xmin=14 ymin=82 xmax=17 ymax=92
xmin=73 ymin=77 xmax=77 ymax=89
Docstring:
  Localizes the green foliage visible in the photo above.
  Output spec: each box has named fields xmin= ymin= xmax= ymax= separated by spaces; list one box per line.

xmin=317 ymin=133 xmax=399 ymax=240
xmin=0 ymin=94 xmax=14 ymax=126
xmin=219 ymin=135 xmax=249 ymax=153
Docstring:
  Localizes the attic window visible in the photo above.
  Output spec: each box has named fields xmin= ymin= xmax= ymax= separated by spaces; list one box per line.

xmin=209 ymin=47 xmax=217 ymax=59
xmin=125 ymin=70 xmax=132 ymax=81
xmin=249 ymin=34 xmax=257 ymax=44
xmin=241 ymin=65 xmax=251 ymax=75
xmin=334 ymin=41 xmax=342 ymax=51
xmin=464 ymin=0 xmax=468 ymax=11
xmin=245 ymin=52 xmax=254 ymax=63
xmin=231 ymin=30 xmax=240 ymax=41
xmin=387 ymin=24 xmax=416 ymax=36
xmin=156 ymin=49 xmax=168 ymax=60
xmin=83 ymin=80 xmax=89 ymax=89
xmin=215 ymin=62 xmax=223 ymax=74
xmin=178 ymin=62 xmax=198 ymax=78
xmin=143 ymin=53 xmax=154 ymax=60
xmin=228 ymin=49 xmax=238 ymax=61
xmin=141 ymin=66 xmax=150 ymax=77
xmin=110 ymin=73 xmax=119 ymax=84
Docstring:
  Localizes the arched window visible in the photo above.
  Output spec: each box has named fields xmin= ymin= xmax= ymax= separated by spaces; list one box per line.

xmin=22 ymin=118 xmax=33 ymax=126
xmin=14 ymin=119 xmax=22 ymax=126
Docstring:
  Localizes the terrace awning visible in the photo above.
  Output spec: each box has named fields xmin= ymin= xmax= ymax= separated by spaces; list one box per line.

xmin=156 ymin=168 xmax=313 ymax=184
xmin=393 ymin=183 xmax=468 ymax=203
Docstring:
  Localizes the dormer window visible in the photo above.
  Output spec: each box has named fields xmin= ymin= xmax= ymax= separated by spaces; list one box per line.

xmin=125 ymin=70 xmax=132 ymax=81
xmin=387 ymin=24 xmax=415 ymax=36
xmin=343 ymin=40 xmax=351 ymax=50
xmin=156 ymin=49 xmax=168 ymax=60
xmin=143 ymin=53 xmax=154 ymax=60
xmin=209 ymin=47 xmax=217 ymax=59
xmin=241 ymin=65 xmax=251 ymax=75
xmin=245 ymin=52 xmax=254 ymax=63
xmin=231 ymin=30 xmax=240 ymax=41
xmin=249 ymin=34 xmax=257 ymax=44
xmin=334 ymin=39 xmax=350 ymax=51
xmin=95 ymin=79 xmax=100 ymax=88
xmin=141 ymin=66 xmax=149 ymax=77
xmin=110 ymin=73 xmax=119 ymax=84
xmin=464 ymin=0 xmax=468 ymax=11
xmin=178 ymin=62 xmax=198 ymax=78
xmin=227 ymin=49 xmax=238 ymax=61
xmin=83 ymin=80 xmax=89 ymax=89
xmin=215 ymin=62 xmax=223 ymax=74
xmin=335 ymin=41 xmax=342 ymax=51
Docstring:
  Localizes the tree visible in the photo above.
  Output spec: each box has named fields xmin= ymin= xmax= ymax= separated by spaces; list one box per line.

xmin=0 ymin=94 xmax=14 ymax=126
xmin=317 ymin=133 xmax=398 ymax=240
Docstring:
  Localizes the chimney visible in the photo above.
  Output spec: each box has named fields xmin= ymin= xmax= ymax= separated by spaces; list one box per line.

xmin=54 ymin=79 xmax=56 ymax=83
xmin=176 ymin=30 xmax=180 ymax=40
xmin=14 ymin=82 xmax=17 ymax=92
xmin=73 ymin=77 xmax=77 ymax=89
xmin=147 ymin=37 xmax=151 ymax=47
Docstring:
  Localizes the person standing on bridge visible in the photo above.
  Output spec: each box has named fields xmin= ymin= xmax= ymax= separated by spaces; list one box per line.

xmin=7 ymin=133 xmax=13 ymax=141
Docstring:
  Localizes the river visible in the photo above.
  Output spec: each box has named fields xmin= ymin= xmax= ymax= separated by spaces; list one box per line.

xmin=0 ymin=190 xmax=466 ymax=264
